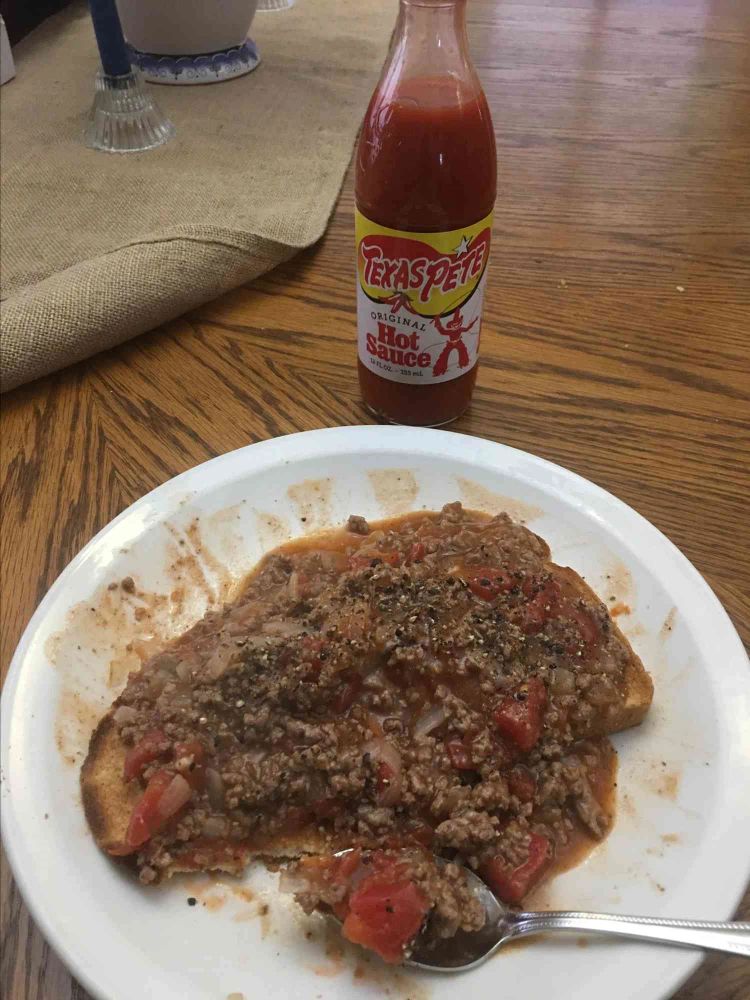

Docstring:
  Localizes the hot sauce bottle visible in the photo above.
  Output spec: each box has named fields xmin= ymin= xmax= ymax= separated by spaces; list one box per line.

xmin=355 ymin=0 xmax=496 ymax=426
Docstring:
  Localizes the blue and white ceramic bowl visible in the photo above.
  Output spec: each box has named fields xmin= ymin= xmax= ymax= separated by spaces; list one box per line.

xmin=127 ymin=38 xmax=260 ymax=85
xmin=117 ymin=0 xmax=260 ymax=84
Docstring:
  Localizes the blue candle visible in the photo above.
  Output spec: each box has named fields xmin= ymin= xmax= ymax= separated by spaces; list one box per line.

xmin=88 ymin=0 xmax=131 ymax=77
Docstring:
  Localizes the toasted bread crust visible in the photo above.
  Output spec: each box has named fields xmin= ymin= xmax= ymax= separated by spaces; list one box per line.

xmin=552 ymin=564 xmax=653 ymax=734
xmin=81 ymin=714 xmax=141 ymax=855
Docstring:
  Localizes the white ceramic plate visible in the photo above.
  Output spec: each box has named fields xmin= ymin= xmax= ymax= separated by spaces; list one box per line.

xmin=2 ymin=426 xmax=749 ymax=1000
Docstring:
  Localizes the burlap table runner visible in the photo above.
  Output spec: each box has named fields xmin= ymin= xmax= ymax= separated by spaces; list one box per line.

xmin=0 ymin=0 xmax=394 ymax=392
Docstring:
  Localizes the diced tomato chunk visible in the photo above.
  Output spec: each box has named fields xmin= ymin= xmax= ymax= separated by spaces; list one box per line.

xmin=508 ymin=765 xmax=536 ymax=803
xmin=349 ymin=550 xmax=401 ymax=571
xmin=565 ymin=604 xmax=601 ymax=651
xmin=343 ymin=875 xmax=429 ymax=963
xmin=518 ymin=577 xmax=600 ymax=651
xmin=493 ymin=677 xmax=547 ymax=751
xmin=406 ymin=542 xmax=426 ymax=565
xmin=123 ymin=729 xmax=170 ymax=782
xmin=446 ymin=737 xmax=473 ymax=770
xmin=334 ymin=673 xmax=362 ymax=713
xmin=123 ymin=768 xmax=191 ymax=851
xmin=481 ymin=833 xmax=551 ymax=905
xmin=467 ymin=566 xmax=515 ymax=602
xmin=519 ymin=579 xmax=562 ymax=633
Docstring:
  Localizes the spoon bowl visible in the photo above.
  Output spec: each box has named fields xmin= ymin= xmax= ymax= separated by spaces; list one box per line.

xmin=408 ymin=864 xmax=512 ymax=971
xmin=327 ymin=850 xmax=750 ymax=971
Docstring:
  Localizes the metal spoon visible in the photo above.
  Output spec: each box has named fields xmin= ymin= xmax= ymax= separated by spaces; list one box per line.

xmin=410 ymin=865 xmax=750 ymax=971
xmin=329 ymin=852 xmax=750 ymax=971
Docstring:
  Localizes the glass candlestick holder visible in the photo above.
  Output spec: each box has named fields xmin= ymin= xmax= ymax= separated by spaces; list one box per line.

xmin=84 ymin=68 xmax=175 ymax=153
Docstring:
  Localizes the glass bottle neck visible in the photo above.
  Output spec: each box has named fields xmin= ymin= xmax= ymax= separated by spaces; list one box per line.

xmin=386 ymin=0 xmax=476 ymax=92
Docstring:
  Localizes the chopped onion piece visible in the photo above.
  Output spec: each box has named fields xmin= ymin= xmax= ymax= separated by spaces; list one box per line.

xmin=155 ymin=773 xmax=192 ymax=822
xmin=113 ymin=705 xmax=138 ymax=726
xmin=150 ymin=653 xmax=178 ymax=674
xmin=238 ymin=634 xmax=270 ymax=649
xmin=363 ymin=738 xmax=403 ymax=806
xmin=147 ymin=668 xmax=173 ymax=697
xmin=175 ymin=660 xmax=194 ymax=683
xmin=261 ymin=618 xmax=307 ymax=637
xmin=288 ymin=571 xmax=303 ymax=601
xmin=413 ymin=704 xmax=447 ymax=739
xmin=363 ymin=668 xmax=388 ymax=691
xmin=550 ymin=667 xmax=576 ymax=694
xmin=205 ymin=644 xmax=236 ymax=680
xmin=205 ymin=767 xmax=225 ymax=810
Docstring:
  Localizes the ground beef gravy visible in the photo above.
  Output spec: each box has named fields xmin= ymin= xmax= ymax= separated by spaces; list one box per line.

xmin=113 ymin=503 xmax=623 ymax=911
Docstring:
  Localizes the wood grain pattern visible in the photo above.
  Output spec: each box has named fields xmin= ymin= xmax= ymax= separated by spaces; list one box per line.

xmin=1 ymin=1 xmax=748 ymax=997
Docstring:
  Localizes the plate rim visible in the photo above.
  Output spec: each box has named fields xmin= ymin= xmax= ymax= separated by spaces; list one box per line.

xmin=2 ymin=425 xmax=749 ymax=1000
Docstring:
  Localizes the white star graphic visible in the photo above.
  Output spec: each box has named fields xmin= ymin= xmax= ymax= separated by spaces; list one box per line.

xmin=453 ymin=235 xmax=471 ymax=257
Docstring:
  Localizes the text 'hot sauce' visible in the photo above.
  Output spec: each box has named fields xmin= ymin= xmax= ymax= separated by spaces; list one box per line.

xmin=356 ymin=0 xmax=497 ymax=426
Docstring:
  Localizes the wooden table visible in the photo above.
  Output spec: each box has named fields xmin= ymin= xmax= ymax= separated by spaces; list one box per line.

xmin=2 ymin=0 xmax=748 ymax=997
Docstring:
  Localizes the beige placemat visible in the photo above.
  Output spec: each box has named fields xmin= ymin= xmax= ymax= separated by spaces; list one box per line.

xmin=0 ymin=0 xmax=394 ymax=392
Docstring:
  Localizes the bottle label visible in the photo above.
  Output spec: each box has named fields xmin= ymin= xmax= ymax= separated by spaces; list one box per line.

xmin=356 ymin=209 xmax=492 ymax=385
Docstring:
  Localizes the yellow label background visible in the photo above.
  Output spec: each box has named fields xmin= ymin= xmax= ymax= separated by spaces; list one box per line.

xmin=356 ymin=209 xmax=493 ymax=318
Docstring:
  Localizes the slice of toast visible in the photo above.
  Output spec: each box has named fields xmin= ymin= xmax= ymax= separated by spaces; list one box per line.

xmin=81 ymin=575 xmax=653 ymax=878
xmin=81 ymin=512 xmax=653 ymax=881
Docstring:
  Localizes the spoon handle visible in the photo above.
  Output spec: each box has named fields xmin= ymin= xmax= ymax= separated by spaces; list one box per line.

xmin=510 ymin=911 xmax=750 ymax=957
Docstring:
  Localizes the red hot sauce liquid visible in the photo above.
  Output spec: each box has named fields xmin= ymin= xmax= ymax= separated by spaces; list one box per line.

xmin=355 ymin=20 xmax=496 ymax=426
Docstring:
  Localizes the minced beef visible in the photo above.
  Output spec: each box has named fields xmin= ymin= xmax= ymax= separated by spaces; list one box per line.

xmin=108 ymin=503 xmax=629 ymax=920
xmin=284 ymin=847 xmax=486 ymax=947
